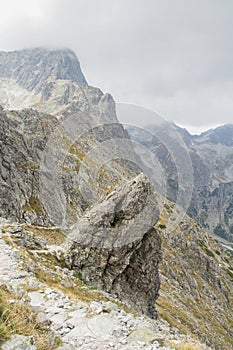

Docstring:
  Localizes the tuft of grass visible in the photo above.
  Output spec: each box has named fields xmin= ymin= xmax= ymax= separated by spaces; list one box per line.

xmin=170 ymin=342 xmax=202 ymax=350
xmin=159 ymin=224 xmax=167 ymax=229
xmin=226 ymin=268 xmax=233 ymax=280
xmin=53 ymin=336 xmax=63 ymax=347
xmin=204 ymin=247 xmax=215 ymax=258
xmin=0 ymin=287 xmax=51 ymax=349
xmin=22 ymin=196 xmax=43 ymax=215
xmin=23 ymin=225 xmax=66 ymax=246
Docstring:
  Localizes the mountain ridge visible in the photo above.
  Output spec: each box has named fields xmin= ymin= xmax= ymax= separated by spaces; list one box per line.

xmin=128 ymin=122 xmax=233 ymax=242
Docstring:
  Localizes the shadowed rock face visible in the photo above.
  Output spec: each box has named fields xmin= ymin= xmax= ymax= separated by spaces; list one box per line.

xmin=0 ymin=107 xmax=58 ymax=225
xmin=67 ymin=174 xmax=161 ymax=318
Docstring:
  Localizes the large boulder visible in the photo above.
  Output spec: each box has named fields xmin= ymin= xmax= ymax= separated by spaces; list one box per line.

xmin=66 ymin=174 xmax=161 ymax=318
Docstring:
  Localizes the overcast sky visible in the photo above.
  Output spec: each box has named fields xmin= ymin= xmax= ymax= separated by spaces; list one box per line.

xmin=1 ymin=0 xmax=233 ymax=133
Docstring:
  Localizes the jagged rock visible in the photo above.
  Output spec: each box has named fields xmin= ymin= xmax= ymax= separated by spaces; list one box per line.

xmin=66 ymin=174 xmax=161 ymax=318
xmin=0 ymin=48 xmax=118 ymax=123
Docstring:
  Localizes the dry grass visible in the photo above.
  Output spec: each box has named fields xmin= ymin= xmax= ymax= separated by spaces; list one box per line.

xmin=23 ymin=225 xmax=66 ymax=246
xmin=170 ymin=342 xmax=202 ymax=350
xmin=0 ymin=287 xmax=56 ymax=349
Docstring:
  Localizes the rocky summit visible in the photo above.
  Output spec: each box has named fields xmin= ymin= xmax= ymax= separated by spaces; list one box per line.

xmin=0 ymin=48 xmax=232 ymax=350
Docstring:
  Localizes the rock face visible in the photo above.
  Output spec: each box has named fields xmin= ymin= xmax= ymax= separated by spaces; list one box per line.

xmin=127 ymin=123 xmax=233 ymax=242
xmin=0 ymin=48 xmax=117 ymax=122
xmin=0 ymin=107 xmax=57 ymax=225
xmin=0 ymin=48 xmax=87 ymax=95
xmin=0 ymin=106 xmax=139 ymax=227
xmin=189 ymin=125 xmax=233 ymax=242
xmin=0 ymin=48 xmax=137 ymax=227
xmin=67 ymin=174 xmax=161 ymax=318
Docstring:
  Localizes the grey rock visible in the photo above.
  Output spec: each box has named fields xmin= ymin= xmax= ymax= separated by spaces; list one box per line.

xmin=36 ymin=311 xmax=51 ymax=326
xmin=28 ymin=291 xmax=45 ymax=308
xmin=60 ymin=279 xmax=72 ymax=288
xmin=102 ymin=301 xmax=119 ymax=313
xmin=1 ymin=335 xmax=37 ymax=350
xmin=67 ymin=174 xmax=161 ymax=318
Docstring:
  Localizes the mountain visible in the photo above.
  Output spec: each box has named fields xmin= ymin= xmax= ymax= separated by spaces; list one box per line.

xmin=0 ymin=48 xmax=161 ymax=320
xmin=0 ymin=48 xmax=116 ymax=123
xmin=0 ymin=48 xmax=232 ymax=350
xmin=127 ymin=122 xmax=233 ymax=243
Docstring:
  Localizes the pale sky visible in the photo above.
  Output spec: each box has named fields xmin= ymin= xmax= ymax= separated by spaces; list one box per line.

xmin=1 ymin=0 xmax=233 ymax=134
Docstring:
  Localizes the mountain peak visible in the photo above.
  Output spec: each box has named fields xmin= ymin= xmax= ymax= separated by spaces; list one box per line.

xmin=0 ymin=47 xmax=87 ymax=98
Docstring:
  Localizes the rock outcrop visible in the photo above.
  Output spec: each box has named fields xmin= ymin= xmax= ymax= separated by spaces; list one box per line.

xmin=67 ymin=174 xmax=161 ymax=318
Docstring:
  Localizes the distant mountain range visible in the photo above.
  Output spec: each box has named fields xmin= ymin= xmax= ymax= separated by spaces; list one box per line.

xmin=127 ymin=122 xmax=233 ymax=242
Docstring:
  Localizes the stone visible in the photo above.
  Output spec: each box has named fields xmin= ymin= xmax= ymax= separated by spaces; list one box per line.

xmin=87 ymin=314 xmax=122 ymax=338
xmin=61 ymin=279 xmax=72 ymax=288
xmin=28 ymin=291 xmax=45 ymax=308
xmin=128 ymin=325 xmax=159 ymax=344
xmin=1 ymin=335 xmax=37 ymax=350
xmin=36 ymin=312 xmax=51 ymax=326
xmin=102 ymin=301 xmax=119 ymax=313
xmin=50 ymin=312 xmax=68 ymax=325
xmin=67 ymin=174 xmax=161 ymax=318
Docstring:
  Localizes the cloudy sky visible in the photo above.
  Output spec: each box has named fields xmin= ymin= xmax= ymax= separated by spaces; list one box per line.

xmin=1 ymin=0 xmax=233 ymax=133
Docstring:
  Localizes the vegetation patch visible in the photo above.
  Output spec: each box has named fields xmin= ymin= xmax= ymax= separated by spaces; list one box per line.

xmin=0 ymin=287 xmax=52 ymax=349
xmin=22 ymin=196 xmax=43 ymax=215
xmin=24 ymin=225 xmax=66 ymax=245
xmin=169 ymin=342 xmax=203 ymax=350
xmin=159 ymin=224 xmax=167 ymax=229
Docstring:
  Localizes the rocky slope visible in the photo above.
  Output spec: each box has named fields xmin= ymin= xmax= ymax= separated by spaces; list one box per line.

xmin=155 ymin=199 xmax=233 ymax=350
xmin=127 ymin=123 xmax=233 ymax=242
xmin=0 ymin=219 xmax=211 ymax=350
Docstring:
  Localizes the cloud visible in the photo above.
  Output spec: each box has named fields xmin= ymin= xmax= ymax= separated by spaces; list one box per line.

xmin=1 ymin=0 xmax=233 ymax=132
